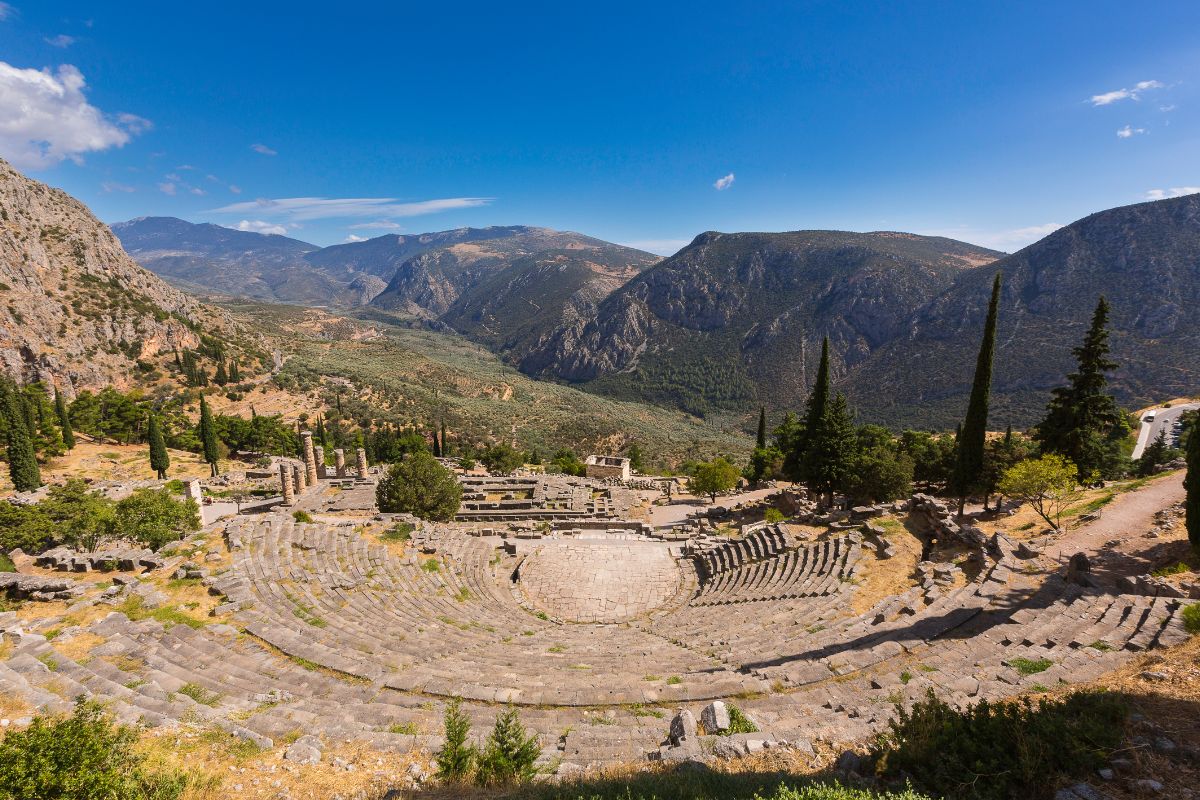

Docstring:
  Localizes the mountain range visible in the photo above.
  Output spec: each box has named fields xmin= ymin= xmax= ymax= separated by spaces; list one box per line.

xmin=109 ymin=192 xmax=1200 ymax=430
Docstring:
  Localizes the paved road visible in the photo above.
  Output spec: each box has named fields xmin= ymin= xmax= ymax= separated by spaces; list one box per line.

xmin=1131 ymin=402 xmax=1199 ymax=460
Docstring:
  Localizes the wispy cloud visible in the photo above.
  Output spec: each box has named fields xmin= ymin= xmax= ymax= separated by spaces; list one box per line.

xmin=920 ymin=223 xmax=1063 ymax=252
xmin=1145 ymin=187 xmax=1200 ymax=200
xmin=250 ymin=143 xmax=277 ymax=156
xmin=0 ymin=3 xmax=15 ymax=21
xmin=1090 ymin=79 xmax=1163 ymax=106
xmin=101 ymin=181 xmax=135 ymax=193
xmin=157 ymin=181 xmax=176 ymax=196
xmin=343 ymin=234 xmax=368 ymax=243
xmin=210 ymin=196 xmax=493 ymax=222
xmin=620 ymin=239 xmax=689 ymax=256
xmin=44 ymin=34 xmax=75 ymax=48
xmin=349 ymin=220 xmax=404 ymax=230
xmin=228 ymin=184 xmax=242 ymax=194
xmin=713 ymin=172 xmax=735 ymax=191
xmin=0 ymin=61 xmax=150 ymax=169
xmin=230 ymin=219 xmax=288 ymax=235
xmin=1116 ymin=125 xmax=1146 ymax=138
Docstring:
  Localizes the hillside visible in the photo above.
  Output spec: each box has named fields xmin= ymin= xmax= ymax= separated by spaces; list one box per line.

xmin=0 ymin=161 xmax=251 ymax=395
xmin=526 ymin=230 xmax=1001 ymax=416
xmin=845 ymin=193 xmax=1200 ymax=429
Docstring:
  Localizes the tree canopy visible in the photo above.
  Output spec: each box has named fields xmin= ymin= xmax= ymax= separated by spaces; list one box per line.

xmin=997 ymin=454 xmax=1079 ymax=531
xmin=376 ymin=452 xmax=463 ymax=521
xmin=690 ymin=457 xmax=740 ymax=502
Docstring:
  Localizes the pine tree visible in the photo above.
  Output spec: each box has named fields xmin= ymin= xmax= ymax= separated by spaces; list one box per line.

xmin=805 ymin=393 xmax=857 ymax=507
xmin=952 ymin=272 xmax=1002 ymax=514
xmin=1035 ymin=297 xmax=1124 ymax=480
xmin=198 ymin=395 xmax=220 ymax=476
xmin=435 ymin=697 xmax=476 ymax=783
xmin=147 ymin=413 xmax=170 ymax=479
xmin=756 ymin=407 xmax=767 ymax=449
xmin=2 ymin=383 xmax=41 ymax=492
xmin=54 ymin=388 xmax=75 ymax=450
xmin=1187 ymin=419 xmax=1200 ymax=551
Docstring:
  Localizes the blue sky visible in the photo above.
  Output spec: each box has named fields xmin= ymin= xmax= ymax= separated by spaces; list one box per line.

xmin=1 ymin=1 xmax=1198 ymax=254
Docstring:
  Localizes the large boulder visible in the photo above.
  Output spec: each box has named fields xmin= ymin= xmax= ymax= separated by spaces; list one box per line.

xmin=669 ymin=709 xmax=697 ymax=746
xmin=700 ymin=701 xmax=731 ymax=734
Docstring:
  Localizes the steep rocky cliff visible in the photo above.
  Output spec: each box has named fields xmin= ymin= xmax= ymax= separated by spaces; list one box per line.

xmin=845 ymin=193 xmax=1200 ymax=428
xmin=525 ymin=230 xmax=1000 ymax=416
xmin=0 ymin=160 xmax=243 ymax=395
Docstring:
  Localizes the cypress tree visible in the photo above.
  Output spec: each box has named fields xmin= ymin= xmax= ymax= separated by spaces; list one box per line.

xmin=198 ymin=395 xmax=220 ymax=476
xmin=229 ymin=359 xmax=240 ymax=383
xmin=792 ymin=337 xmax=832 ymax=485
xmin=952 ymin=272 xmax=1002 ymax=514
xmin=756 ymin=407 xmax=767 ymax=449
xmin=2 ymin=384 xmax=41 ymax=492
xmin=147 ymin=413 xmax=170 ymax=479
xmin=805 ymin=393 xmax=856 ymax=507
xmin=54 ymin=388 xmax=75 ymax=450
xmin=1035 ymin=297 xmax=1123 ymax=480
xmin=315 ymin=415 xmax=328 ymax=447
xmin=440 ymin=419 xmax=449 ymax=456
xmin=214 ymin=360 xmax=228 ymax=386
xmin=432 ymin=428 xmax=442 ymax=458
xmin=1187 ymin=419 xmax=1200 ymax=551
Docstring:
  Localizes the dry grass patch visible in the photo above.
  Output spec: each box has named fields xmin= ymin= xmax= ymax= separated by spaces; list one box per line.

xmin=52 ymin=631 xmax=105 ymax=663
xmin=849 ymin=516 xmax=923 ymax=615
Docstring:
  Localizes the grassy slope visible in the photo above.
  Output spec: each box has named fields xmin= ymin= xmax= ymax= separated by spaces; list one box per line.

xmin=227 ymin=301 xmax=752 ymax=465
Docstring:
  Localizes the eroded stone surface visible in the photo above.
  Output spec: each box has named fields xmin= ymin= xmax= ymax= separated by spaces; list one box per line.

xmin=518 ymin=540 xmax=681 ymax=623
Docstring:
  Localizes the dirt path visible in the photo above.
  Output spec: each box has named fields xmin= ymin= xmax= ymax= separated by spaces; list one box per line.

xmin=647 ymin=486 xmax=783 ymax=528
xmin=1043 ymin=471 xmax=1187 ymax=583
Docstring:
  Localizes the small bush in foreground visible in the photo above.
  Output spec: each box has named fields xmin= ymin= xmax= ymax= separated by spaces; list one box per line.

xmin=873 ymin=689 xmax=1126 ymax=800
xmin=435 ymin=697 xmax=476 ymax=784
xmin=1182 ymin=602 xmax=1200 ymax=634
xmin=291 ymin=510 xmax=313 ymax=523
xmin=726 ymin=704 xmax=759 ymax=734
xmin=495 ymin=775 xmax=931 ymax=800
xmin=0 ymin=698 xmax=188 ymax=800
xmin=475 ymin=707 xmax=540 ymax=786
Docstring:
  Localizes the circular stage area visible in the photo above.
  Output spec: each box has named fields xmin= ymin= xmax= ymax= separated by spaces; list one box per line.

xmin=517 ymin=540 xmax=682 ymax=623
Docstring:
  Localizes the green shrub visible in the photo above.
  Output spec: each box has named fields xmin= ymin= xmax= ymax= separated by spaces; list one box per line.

xmin=435 ymin=697 xmax=476 ymax=784
xmin=0 ymin=698 xmax=189 ymax=800
xmin=763 ymin=508 xmax=786 ymax=524
xmin=292 ymin=510 xmax=314 ymax=523
xmin=376 ymin=452 xmax=463 ymax=521
xmin=726 ymin=704 xmax=759 ymax=734
xmin=1008 ymin=657 xmax=1053 ymax=676
xmin=1151 ymin=561 xmax=1190 ymax=577
xmin=381 ymin=522 xmax=414 ymax=542
xmin=873 ymin=689 xmax=1127 ymax=800
xmin=1182 ymin=603 xmax=1200 ymax=634
xmin=475 ymin=707 xmax=540 ymax=786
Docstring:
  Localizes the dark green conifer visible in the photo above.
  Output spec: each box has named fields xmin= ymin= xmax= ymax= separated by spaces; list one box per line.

xmin=952 ymin=273 xmax=1002 ymax=514
xmin=198 ymin=395 xmax=220 ymax=476
xmin=756 ymin=407 xmax=767 ymax=449
xmin=54 ymin=388 xmax=75 ymax=450
xmin=1035 ymin=297 xmax=1124 ymax=479
xmin=147 ymin=413 xmax=170 ymax=479
xmin=2 ymin=383 xmax=41 ymax=492
xmin=1187 ymin=419 xmax=1200 ymax=551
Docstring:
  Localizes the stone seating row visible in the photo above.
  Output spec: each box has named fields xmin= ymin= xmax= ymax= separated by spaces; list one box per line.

xmin=692 ymin=535 xmax=862 ymax=606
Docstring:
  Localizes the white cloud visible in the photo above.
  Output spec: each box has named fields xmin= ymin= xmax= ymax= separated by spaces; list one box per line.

xmin=713 ymin=172 xmax=735 ymax=191
xmin=0 ymin=61 xmax=149 ymax=169
xmin=349 ymin=220 xmax=403 ymax=230
xmin=1116 ymin=125 xmax=1146 ymax=138
xmin=228 ymin=184 xmax=242 ymax=194
xmin=189 ymin=186 xmax=206 ymax=196
xmin=343 ymin=234 xmax=368 ymax=243
xmin=1160 ymin=104 xmax=1177 ymax=112
xmin=211 ymin=195 xmax=493 ymax=222
xmin=620 ymin=239 xmax=689 ymax=256
xmin=101 ymin=180 xmax=134 ymax=193
xmin=44 ymin=34 xmax=75 ymax=48
xmin=1145 ymin=187 xmax=1200 ymax=200
xmin=250 ymin=143 xmax=277 ymax=156
xmin=0 ymin=3 xmax=15 ymax=21
xmin=1090 ymin=79 xmax=1163 ymax=106
xmin=232 ymin=219 xmax=288 ymax=235
xmin=157 ymin=181 xmax=176 ymax=195
xmin=920 ymin=222 xmax=1063 ymax=252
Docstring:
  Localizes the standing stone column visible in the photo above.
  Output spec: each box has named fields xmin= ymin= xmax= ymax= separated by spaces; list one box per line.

xmin=334 ymin=448 xmax=346 ymax=478
xmin=292 ymin=463 xmax=305 ymax=492
xmin=301 ymin=431 xmax=319 ymax=487
xmin=355 ymin=447 xmax=368 ymax=478
xmin=184 ymin=479 xmax=203 ymax=506
xmin=279 ymin=462 xmax=295 ymax=505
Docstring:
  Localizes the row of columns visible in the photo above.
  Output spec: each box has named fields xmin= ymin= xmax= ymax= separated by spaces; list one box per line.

xmin=278 ymin=431 xmax=369 ymax=506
